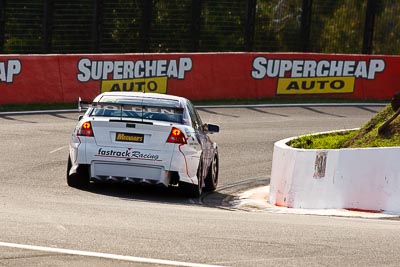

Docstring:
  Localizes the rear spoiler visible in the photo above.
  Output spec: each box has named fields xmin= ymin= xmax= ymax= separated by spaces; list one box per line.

xmin=78 ymin=97 xmax=92 ymax=112
xmin=92 ymin=102 xmax=184 ymax=115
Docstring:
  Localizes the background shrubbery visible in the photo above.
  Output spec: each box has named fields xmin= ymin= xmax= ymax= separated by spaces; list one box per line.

xmin=2 ymin=0 xmax=399 ymax=54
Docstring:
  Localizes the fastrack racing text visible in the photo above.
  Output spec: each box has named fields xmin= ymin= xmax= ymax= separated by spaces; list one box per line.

xmin=96 ymin=148 xmax=160 ymax=161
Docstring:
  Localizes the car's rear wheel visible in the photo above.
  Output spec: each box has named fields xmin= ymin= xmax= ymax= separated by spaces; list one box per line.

xmin=204 ymin=153 xmax=219 ymax=192
xmin=179 ymin=158 xmax=203 ymax=198
xmin=67 ymin=156 xmax=90 ymax=189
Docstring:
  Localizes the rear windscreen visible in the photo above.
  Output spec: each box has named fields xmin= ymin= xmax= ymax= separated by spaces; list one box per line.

xmin=89 ymin=96 xmax=183 ymax=123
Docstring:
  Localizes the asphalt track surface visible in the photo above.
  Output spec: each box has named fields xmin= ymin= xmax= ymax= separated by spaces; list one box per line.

xmin=2 ymin=105 xmax=400 ymax=267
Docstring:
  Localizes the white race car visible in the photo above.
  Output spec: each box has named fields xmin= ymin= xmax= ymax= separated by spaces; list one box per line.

xmin=67 ymin=92 xmax=220 ymax=197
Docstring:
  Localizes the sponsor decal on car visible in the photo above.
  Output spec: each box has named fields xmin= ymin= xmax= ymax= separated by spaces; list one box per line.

xmin=115 ymin=132 xmax=144 ymax=143
xmin=251 ymin=57 xmax=386 ymax=95
xmin=95 ymin=103 xmax=182 ymax=115
xmin=96 ymin=148 xmax=160 ymax=161
xmin=76 ymin=58 xmax=192 ymax=94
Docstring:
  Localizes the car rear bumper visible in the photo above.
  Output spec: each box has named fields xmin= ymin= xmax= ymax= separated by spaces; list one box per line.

xmin=70 ymin=139 xmax=199 ymax=186
xmin=90 ymin=161 xmax=171 ymax=186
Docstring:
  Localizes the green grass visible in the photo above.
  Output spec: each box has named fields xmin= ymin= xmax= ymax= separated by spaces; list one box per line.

xmin=288 ymin=131 xmax=357 ymax=149
xmin=288 ymin=105 xmax=400 ymax=149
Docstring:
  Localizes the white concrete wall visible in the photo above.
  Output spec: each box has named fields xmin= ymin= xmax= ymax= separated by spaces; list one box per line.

xmin=269 ymin=134 xmax=400 ymax=213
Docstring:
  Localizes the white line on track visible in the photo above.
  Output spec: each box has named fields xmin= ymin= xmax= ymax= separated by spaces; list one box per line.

xmin=196 ymin=103 xmax=387 ymax=109
xmin=0 ymin=103 xmax=388 ymax=116
xmin=49 ymin=146 xmax=68 ymax=154
xmin=0 ymin=241 xmax=225 ymax=267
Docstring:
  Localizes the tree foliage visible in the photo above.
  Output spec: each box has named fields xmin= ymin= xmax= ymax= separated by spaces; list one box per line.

xmin=254 ymin=0 xmax=302 ymax=52
xmin=373 ymin=0 xmax=400 ymax=55
xmin=317 ymin=0 xmax=365 ymax=54
xmin=1 ymin=0 xmax=400 ymax=54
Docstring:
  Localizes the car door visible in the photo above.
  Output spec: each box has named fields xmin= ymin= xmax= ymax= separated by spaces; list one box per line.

xmin=186 ymin=101 xmax=212 ymax=179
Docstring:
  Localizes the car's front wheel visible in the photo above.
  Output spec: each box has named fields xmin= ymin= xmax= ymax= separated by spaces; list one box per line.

xmin=66 ymin=156 xmax=90 ymax=189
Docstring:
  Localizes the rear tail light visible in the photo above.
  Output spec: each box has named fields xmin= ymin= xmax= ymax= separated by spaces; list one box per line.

xmin=167 ymin=127 xmax=187 ymax=144
xmin=77 ymin=121 xmax=94 ymax=137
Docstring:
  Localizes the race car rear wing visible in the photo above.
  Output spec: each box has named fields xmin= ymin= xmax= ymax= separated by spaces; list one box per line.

xmin=92 ymin=102 xmax=184 ymax=114
xmin=78 ymin=97 xmax=91 ymax=112
xmin=77 ymin=97 xmax=184 ymax=124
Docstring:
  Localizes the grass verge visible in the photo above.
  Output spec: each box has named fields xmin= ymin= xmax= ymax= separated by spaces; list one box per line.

xmin=288 ymin=104 xmax=400 ymax=148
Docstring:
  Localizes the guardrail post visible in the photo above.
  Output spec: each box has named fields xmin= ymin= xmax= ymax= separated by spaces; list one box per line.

xmin=42 ymin=0 xmax=54 ymax=53
xmin=0 ymin=0 xmax=5 ymax=53
xmin=244 ymin=0 xmax=256 ymax=52
xmin=362 ymin=0 xmax=377 ymax=54
xmin=92 ymin=0 xmax=102 ymax=53
xmin=190 ymin=0 xmax=201 ymax=52
xmin=140 ymin=0 xmax=152 ymax=53
xmin=300 ymin=0 xmax=312 ymax=52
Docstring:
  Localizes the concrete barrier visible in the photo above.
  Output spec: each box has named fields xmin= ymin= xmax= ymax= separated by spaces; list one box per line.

xmin=1 ymin=53 xmax=400 ymax=105
xmin=269 ymin=131 xmax=400 ymax=213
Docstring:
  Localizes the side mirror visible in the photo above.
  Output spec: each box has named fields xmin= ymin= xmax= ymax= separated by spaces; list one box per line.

xmin=205 ymin=123 xmax=220 ymax=134
xmin=78 ymin=115 xmax=84 ymax=121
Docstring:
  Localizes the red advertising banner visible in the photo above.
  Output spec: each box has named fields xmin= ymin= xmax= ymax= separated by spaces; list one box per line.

xmin=0 ymin=53 xmax=399 ymax=105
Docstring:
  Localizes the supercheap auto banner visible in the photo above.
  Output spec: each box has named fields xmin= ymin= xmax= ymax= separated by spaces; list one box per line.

xmin=1 ymin=53 xmax=400 ymax=104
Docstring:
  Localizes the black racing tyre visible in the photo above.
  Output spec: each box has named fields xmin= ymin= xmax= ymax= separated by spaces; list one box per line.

xmin=66 ymin=156 xmax=90 ymax=189
xmin=179 ymin=159 xmax=203 ymax=198
xmin=204 ymin=153 xmax=219 ymax=192
xmin=179 ymin=182 xmax=201 ymax=198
